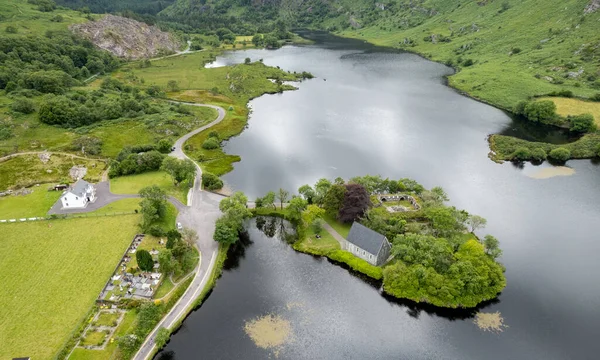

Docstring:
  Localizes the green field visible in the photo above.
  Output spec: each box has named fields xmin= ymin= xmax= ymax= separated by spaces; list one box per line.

xmin=293 ymin=227 xmax=341 ymax=256
xmin=541 ymin=97 xmax=600 ymax=126
xmin=0 ymin=215 xmax=140 ymax=360
xmin=0 ymin=154 xmax=106 ymax=191
xmin=94 ymin=312 xmax=121 ymax=327
xmin=323 ymin=214 xmax=352 ymax=238
xmin=110 ymin=171 xmax=190 ymax=204
xmin=0 ymin=187 xmax=60 ymax=219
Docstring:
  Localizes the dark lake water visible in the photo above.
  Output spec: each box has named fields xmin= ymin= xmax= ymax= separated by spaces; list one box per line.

xmin=158 ymin=32 xmax=600 ymax=359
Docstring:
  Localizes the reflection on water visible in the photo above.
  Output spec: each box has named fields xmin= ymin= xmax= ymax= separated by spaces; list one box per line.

xmin=499 ymin=113 xmax=581 ymax=144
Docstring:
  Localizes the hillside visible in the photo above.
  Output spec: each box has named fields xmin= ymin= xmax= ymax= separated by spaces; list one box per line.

xmin=71 ymin=14 xmax=181 ymax=59
xmin=55 ymin=0 xmax=175 ymax=15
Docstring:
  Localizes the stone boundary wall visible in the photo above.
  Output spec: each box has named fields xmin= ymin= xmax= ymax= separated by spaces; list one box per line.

xmin=377 ymin=194 xmax=421 ymax=211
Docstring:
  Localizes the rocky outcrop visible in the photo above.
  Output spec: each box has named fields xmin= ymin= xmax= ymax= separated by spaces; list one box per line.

xmin=585 ymin=0 xmax=600 ymax=13
xmin=71 ymin=15 xmax=181 ymax=59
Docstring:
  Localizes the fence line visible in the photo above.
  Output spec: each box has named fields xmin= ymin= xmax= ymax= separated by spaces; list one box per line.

xmin=0 ymin=210 xmax=138 ymax=224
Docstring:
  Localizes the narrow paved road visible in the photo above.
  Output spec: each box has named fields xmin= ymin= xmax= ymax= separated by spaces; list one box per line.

xmin=132 ymin=102 xmax=226 ymax=360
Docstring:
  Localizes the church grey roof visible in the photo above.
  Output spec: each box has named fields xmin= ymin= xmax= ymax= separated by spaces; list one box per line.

xmin=346 ymin=222 xmax=387 ymax=255
xmin=70 ymin=179 xmax=92 ymax=196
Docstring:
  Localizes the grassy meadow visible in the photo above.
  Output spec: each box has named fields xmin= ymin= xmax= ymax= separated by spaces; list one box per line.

xmin=540 ymin=97 xmax=600 ymax=126
xmin=110 ymin=171 xmax=190 ymax=204
xmin=0 ymin=153 xmax=106 ymax=190
xmin=0 ymin=215 xmax=140 ymax=360
xmin=0 ymin=187 xmax=60 ymax=219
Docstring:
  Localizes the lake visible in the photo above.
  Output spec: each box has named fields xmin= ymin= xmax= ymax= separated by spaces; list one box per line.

xmin=157 ymin=31 xmax=600 ymax=359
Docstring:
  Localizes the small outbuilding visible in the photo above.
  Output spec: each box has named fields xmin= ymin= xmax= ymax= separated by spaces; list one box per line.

xmin=60 ymin=179 xmax=96 ymax=209
xmin=345 ymin=222 xmax=391 ymax=266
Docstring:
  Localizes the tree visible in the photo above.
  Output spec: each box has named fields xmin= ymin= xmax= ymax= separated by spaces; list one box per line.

xmin=117 ymin=334 xmax=140 ymax=355
xmin=167 ymin=80 xmax=179 ymax=92
xmin=181 ymin=228 xmax=198 ymax=246
xmin=244 ymin=57 xmax=251 ymax=64
xmin=158 ymin=139 xmax=174 ymax=153
xmin=161 ymin=157 xmax=196 ymax=186
xmin=313 ymin=178 xmax=332 ymax=205
xmin=166 ymin=229 xmax=181 ymax=249
xmin=298 ymin=184 xmax=316 ymax=204
xmin=322 ymin=184 xmax=346 ymax=217
xmin=287 ymin=197 xmax=307 ymax=222
xmin=338 ymin=184 xmax=370 ymax=223
xmin=139 ymin=185 xmax=167 ymax=229
xmin=530 ymin=148 xmax=547 ymax=161
xmin=277 ymin=188 xmax=289 ymax=210
xmin=311 ymin=219 xmax=324 ymax=234
xmin=301 ymin=204 xmax=325 ymax=228
xmin=136 ymin=249 xmax=154 ymax=272
xmin=219 ymin=192 xmax=251 ymax=232
xmin=202 ymin=137 xmax=219 ymax=149
xmin=568 ymin=114 xmax=596 ymax=133
xmin=467 ymin=215 xmax=487 ymax=233
xmin=202 ymin=172 xmax=223 ymax=190
xmin=425 ymin=206 xmax=464 ymax=237
xmin=155 ymin=327 xmax=170 ymax=350
xmin=213 ymin=218 xmax=239 ymax=245
xmin=262 ymin=191 xmax=276 ymax=209
xmin=548 ymin=147 xmax=571 ymax=162
xmin=158 ymin=250 xmax=174 ymax=274
xmin=483 ymin=235 xmax=502 ymax=259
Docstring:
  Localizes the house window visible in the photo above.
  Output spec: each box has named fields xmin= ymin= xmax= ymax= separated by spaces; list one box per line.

xmin=362 ymin=250 xmax=365 ymax=256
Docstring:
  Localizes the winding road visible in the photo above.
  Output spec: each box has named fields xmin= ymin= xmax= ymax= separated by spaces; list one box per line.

xmin=132 ymin=102 xmax=227 ymax=360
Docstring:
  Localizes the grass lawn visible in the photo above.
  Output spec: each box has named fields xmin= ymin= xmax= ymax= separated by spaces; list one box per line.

xmin=110 ymin=171 xmax=189 ymax=205
xmin=81 ymin=330 xmax=108 ymax=347
xmin=84 ymin=198 xmax=141 ymax=216
xmin=323 ymin=214 xmax=352 ymax=238
xmin=0 ymin=154 xmax=106 ymax=191
xmin=540 ymin=97 xmax=600 ymax=127
xmin=0 ymin=187 xmax=61 ymax=219
xmin=154 ymin=277 xmax=175 ymax=299
xmin=69 ymin=311 xmax=137 ymax=360
xmin=293 ymin=227 xmax=341 ymax=256
xmin=94 ymin=312 xmax=121 ymax=327
xmin=0 ymin=215 xmax=140 ymax=360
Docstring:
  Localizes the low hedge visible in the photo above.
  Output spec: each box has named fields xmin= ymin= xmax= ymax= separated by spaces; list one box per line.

xmin=489 ymin=133 xmax=600 ymax=162
xmin=327 ymin=250 xmax=383 ymax=280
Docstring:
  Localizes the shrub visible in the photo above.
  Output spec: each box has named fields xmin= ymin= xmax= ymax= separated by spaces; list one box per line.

xmin=557 ymin=90 xmax=574 ymax=98
xmin=202 ymin=137 xmax=219 ymax=150
xmin=202 ymin=172 xmax=223 ymax=190
xmin=549 ymin=147 xmax=571 ymax=162
xmin=208 ymin=131 xmax=219 ymax=139
xmin=5 ymin=25 xmax=17 ymax=34
xmin=591 ymin=93 xmax=600 ymax=102
xmin=244 ymin=57 xmax=251 ymax=64
xmin=157 ymin=139 xmax=174 ymax=153
xmin=568 ymin=113 xmax=596 ymax=133
xmin=596 ymin=144 xmax=600 ymax=157
xmin=147 ymin=225 xmax=166 ymax=237
xmin=511 ymin=47 xmax=521 ymax=54
xmin=523 ymin=100 xmax=557 ymax=123
xmin=530 ymin=148 xmax=547 ymax=161
xmin=327 ymin=250 xmax=383 ymax=280
xmin=512 ymin=147 xmax=531 ymax=161
xmin=462 ymin=59 xmax=474 ymax=67
xmin=10 ymin=98 xmax=35 ymax=114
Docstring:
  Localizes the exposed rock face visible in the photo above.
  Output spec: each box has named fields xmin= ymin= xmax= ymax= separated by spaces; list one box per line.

xmin=585 ymin=0 xmax=600 ymax=13
xmin=71 ymin=15 xmax=181 ymax=59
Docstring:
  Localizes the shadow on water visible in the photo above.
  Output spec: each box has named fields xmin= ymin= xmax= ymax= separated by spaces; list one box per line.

xmin=499 ymin=113 xmax=581 ymax=144
xmin=223 ymin=229 xmax=254 ymax=271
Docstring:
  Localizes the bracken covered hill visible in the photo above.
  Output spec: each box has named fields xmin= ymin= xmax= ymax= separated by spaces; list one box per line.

xmin=71 ymin=14 xmax=181 ymax=59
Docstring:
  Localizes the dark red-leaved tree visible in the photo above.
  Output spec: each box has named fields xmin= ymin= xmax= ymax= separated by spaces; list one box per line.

xmin=338 ymin=183 xmax=371 ymax=223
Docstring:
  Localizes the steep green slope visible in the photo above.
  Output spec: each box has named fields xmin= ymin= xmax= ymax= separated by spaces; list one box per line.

xmin=55 ymin=0 xmax=175 ymax=15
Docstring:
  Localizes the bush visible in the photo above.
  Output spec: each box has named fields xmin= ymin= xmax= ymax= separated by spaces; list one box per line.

xmin=549 ymin=147 xmax=571 ymax=162
xmin=512 ymin=147 xmax=531 ymax=161
xmin=530 ymin=148 xmax=547 ymax=161
xmin=202 ymin=137 xmax=219 ymax=150
xmin=327 ymin=250 xmax=383 ymax=280
xmin=596 ymin=144 xmax=600 ymax=157
xmin=208 ymin=131 xmax=219 ymax=139
xmin=511 ymin=47 xmax=521 ymax=54
xmin=590 ymin=93 xmax=600 ymax=102
xmin=10 ymin=98 xmax=35 ymax=114
xmin=557 ymin=90 xmax=574 ymax=98
xmin=568 ymin=113 xmax=596 ymax=133
xmin=462 ymin=59 xmax=474 ymax=67
xmin=157 ymin=139 xmax=174 ymax=153
xmin=147 ymin=225 xmax=166 ymax=237
xmin=523 ymin=100 xmax=557 ymax=123
xmin=5 ymin=25 xmax=17 ymax=34
xmin=244 ymin=57 xmax=251 ymax=64
xmin=202 ymin=172 xmax=223 ymax=190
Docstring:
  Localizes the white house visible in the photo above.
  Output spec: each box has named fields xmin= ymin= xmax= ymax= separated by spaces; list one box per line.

xmin=60 ymin=179 xmax=96 ymax=209
xmin=344 ymin=222 xmax=391 ymax=266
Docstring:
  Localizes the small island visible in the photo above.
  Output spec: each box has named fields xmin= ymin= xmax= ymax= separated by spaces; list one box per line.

xmin=215 ymin=175 xmax=506 ymax=309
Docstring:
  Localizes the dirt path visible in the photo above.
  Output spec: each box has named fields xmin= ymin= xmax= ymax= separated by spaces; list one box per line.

xmin=0 ymin=151 xmax=106 ymax=164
